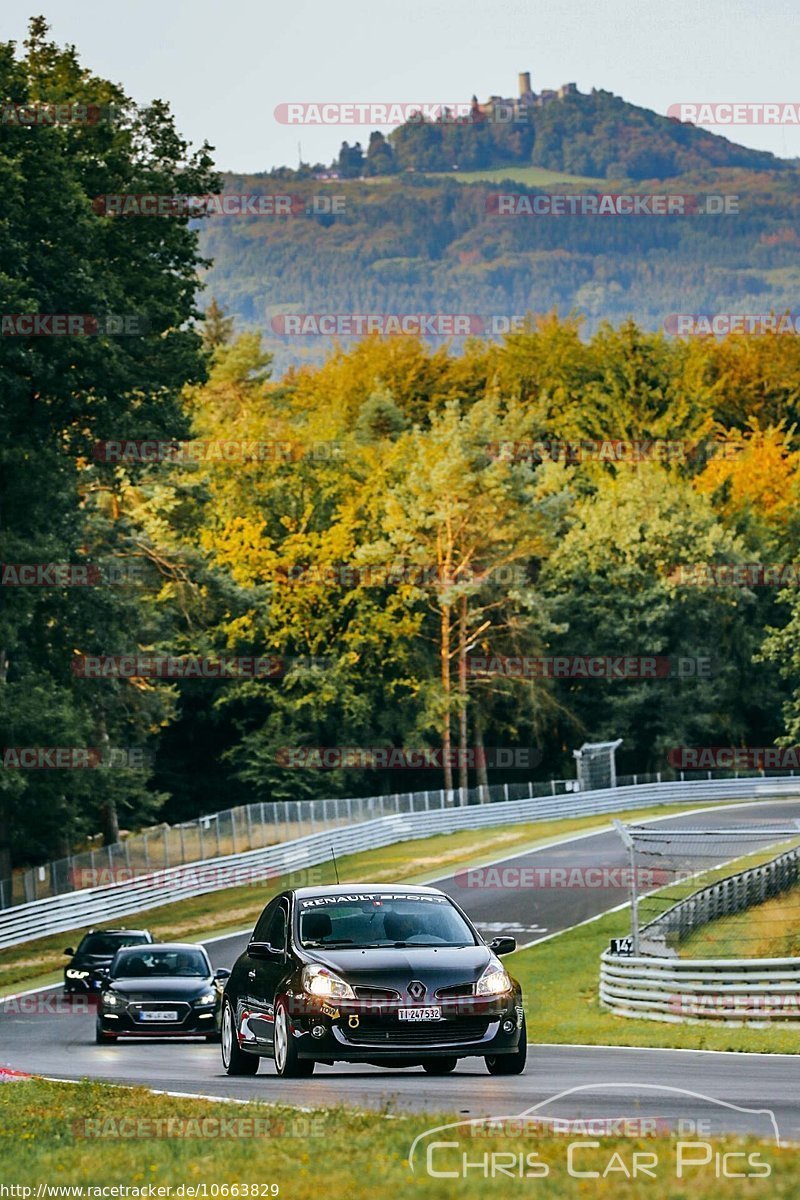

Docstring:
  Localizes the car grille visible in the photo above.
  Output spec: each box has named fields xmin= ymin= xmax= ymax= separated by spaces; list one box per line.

xmin=435 ymin=983 xmax=474 ymax=999
xmin=345 ymin=1018 xmax=491 ymax=1046
xmin=353 ymin=985 xmax=401 ymax=1001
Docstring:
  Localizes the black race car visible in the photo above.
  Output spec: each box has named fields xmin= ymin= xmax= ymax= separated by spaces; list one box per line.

xmin=95 ymin=942 xmax=230 ymax=1043
xmin=220 ymin=883 xmax=527 ymax=1078
xmin=63 ymin=928 xmax=153 ymax=994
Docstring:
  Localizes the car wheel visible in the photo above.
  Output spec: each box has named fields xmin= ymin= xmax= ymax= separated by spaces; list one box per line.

xmin=422 ymin=1057 xmax=458 ymax=1075
xmin=221 ymin=998 xmax=259 ymax=1076
xmin=485 ymin=1015 xmax=527 ymax=1076
xmin=95 ymin=1022 xmax=116 ymax=1045
xmin=273 ymin=999 xmax=314 ymax=1078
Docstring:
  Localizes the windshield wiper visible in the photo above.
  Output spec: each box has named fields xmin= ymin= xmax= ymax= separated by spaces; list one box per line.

xmin=304 ymin=939 xmax=355 ymax=947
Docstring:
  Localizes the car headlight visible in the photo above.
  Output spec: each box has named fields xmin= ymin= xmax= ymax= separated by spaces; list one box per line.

xmin=195 ymin=991 xmax=218 ymax=1006
xmin=301 ymin=964 xmax=355 ymax=1000
xmin=475 ymin=963 xmax=512 ymax=996
xmin=66 ymin=969 xmax=89 ymax=979
xmin=102 ymin=992 xmax=122 ymax=1007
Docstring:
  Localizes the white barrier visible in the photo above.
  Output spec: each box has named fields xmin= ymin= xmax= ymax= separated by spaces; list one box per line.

xmin=600 ymin=951 xmax=800 ymax=1024
xmin=4 ymin=775 xmax=800 ymax=950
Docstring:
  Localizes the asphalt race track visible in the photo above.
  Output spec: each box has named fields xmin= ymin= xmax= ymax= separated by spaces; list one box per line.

xmin=2 ymin=798 xmax=799 ymax=1142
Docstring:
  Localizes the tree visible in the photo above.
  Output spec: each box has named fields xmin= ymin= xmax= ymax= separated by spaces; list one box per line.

xmin=0 ymin=19 xmax=218 ymax=866
xmin=203 ymin=298 xmax=235 ymax=349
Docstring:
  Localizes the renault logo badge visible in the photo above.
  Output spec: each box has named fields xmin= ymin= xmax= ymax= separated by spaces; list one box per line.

xmin=407 ymin=980 xmax=426 ymax=1000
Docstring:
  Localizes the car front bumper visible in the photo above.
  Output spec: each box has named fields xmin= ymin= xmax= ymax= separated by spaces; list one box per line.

xmin=97 ymin=1005 xmax=220 ymax=1037
xmin=286 ymin=992 xmax=524 ymax=1061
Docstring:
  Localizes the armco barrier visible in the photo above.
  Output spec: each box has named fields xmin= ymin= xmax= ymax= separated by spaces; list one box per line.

xmin=3 ymin=775 xmax=800 ymax=950
xmin=600 ymin=952 xmax=800 ymax=1024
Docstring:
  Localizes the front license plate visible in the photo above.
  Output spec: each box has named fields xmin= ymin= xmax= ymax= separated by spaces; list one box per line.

xmin=138 ymin=1010 xmax=179 ymax=1021
xmin=398 ymin=1007 xmax=441 ymax=1021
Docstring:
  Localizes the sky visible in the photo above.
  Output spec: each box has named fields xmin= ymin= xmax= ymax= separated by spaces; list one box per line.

xmin=3 ymin=0 xmax=800 ymax=172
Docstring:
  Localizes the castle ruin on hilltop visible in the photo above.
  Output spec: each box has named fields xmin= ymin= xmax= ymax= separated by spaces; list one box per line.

xmin=473 ymin=71 xmax=579 ymax=120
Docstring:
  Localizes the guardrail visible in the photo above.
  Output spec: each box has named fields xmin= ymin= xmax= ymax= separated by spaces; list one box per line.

xmin=641 ymin=844 xmax=800 ymax=944
xmin=3 ymin=774 xmax=800 ymax=950
xmin=2 ymin=777 xmax=583 ymax=909
xmin=600 ymin=952 xmax=800 ymax=1024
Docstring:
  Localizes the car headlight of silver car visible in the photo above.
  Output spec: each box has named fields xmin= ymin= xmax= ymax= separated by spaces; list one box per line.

xmin=475 ymin=961 xmax=512 ymax=996
xmin=301 ymin=964 xmax=355 ymax=1000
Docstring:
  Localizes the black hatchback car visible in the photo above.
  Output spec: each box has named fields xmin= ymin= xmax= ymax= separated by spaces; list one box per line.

xmin=221 ymin=884 xmax=526 ymax=1077
xmin=63 ymin=928 xmax=153 ymax=994
xmin=95 ymin=943 xmax=230 ymax=1043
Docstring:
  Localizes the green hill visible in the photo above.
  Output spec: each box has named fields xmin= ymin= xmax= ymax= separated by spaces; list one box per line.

xmin=199 ymin=86 xmax=797 ymax=374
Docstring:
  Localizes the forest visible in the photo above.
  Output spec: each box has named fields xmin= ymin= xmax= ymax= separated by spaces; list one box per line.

xmin=4 ymin=22 xmax=800 ymax=872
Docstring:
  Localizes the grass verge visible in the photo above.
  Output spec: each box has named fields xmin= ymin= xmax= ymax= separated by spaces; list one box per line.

xmin=508 ymin=904 xmax=800 ymax=1053
xmin=0 ymin=1079 xmax=794 ymax=1197
xmin=0 ymin=800 xmax=749 ymax=996
xmin=682 ymin=880 xmax=800 ymax=959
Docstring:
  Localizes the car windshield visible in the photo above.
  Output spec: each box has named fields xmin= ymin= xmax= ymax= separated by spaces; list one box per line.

xmin=76 ymin=933 xmax=148 ymax=957
xmin=296 ymin=893 xmax=477 ymax=948
xmin=112 ymin=948 xmax=209 ymax=978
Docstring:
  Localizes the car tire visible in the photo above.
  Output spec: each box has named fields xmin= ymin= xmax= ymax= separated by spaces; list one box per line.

xmin=422 ymin=1056 xmax=458 ymax=1075
xmin=205 ymin=1030 xmax=221 ymax=1043
xmin=273 ymin=999 xmax=314 ymax=1078
xmin=485 ymin=1015 xmax=527 ymax=1075
xmin=95 ymin=1022 xmax=116 ymax=1045
xmin=221 ymin=998 xmax=259 ymax=1076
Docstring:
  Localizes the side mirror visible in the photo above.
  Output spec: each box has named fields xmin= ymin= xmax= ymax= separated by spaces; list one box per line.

xmin=248 ymin=941 xmax=283 ymax=961
xmin=63 ymin=947 xmax=74 ymax=957
xmin=214 ymin=967 xmax=231 ymax=982
xmin=95 ymin=966 xmax=110 ymax=978
xmin=489 ymin=936 xmax=517 ymax=956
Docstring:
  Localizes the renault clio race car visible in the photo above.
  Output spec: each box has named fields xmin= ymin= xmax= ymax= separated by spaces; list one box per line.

xmin=220 ymin=883 xmax=527 ymax=1077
